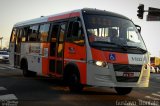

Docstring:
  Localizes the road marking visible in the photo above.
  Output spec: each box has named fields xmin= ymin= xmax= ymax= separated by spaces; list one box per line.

xmin=152 ymin=93 xmax=160 ymax=97
xmin=0 ymin=94 xmax=17 ymax=101
xmin=145 ymin=96 xmax=160 ymax=100
xmin=0 ymin=87 xmax=7 ymax=91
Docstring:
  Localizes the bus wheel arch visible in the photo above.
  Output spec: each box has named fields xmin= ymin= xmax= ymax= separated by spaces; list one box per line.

xmin=20 ymin=58 xmax=36 ymax=77
xmin=20 ymin=58 xmax=29 ymax=77
xmin=63 ymin=63 xmax=84 ymax=92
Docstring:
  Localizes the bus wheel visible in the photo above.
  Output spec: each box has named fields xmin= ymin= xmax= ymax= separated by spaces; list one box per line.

xmin=22 ymin=63 xmax=30 ymax=77
xmin=115 ymin=87 xmax=132 ymax=95
xmin=22 ymin=63 xmax=36 ymax=77
xmin=68 ymin=72 xmax=83 ymax=93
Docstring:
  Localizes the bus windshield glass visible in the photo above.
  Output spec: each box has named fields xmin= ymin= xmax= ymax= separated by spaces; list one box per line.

xmin=83 ymin=14 xmax=147 ymax=53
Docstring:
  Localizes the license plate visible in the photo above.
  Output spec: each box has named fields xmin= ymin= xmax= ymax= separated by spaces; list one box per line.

xmin=123 ymin=72 xmax=134 ymax=77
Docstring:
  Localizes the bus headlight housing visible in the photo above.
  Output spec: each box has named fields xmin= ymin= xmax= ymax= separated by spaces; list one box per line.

xmin=89 ymin=60 xmax=108 ymax=68
xmin=95 ymin=61 xmax=106 ymax=67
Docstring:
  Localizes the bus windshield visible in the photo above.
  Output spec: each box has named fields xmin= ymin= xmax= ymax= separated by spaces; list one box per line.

xmin=83 ymin=14 xmax=147 ymax=53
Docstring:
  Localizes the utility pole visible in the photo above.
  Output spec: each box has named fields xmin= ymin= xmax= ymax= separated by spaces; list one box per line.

xmin=0 ymin=37 xmax=3 ymax=50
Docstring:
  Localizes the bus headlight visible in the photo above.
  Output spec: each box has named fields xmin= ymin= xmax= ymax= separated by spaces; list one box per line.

xmin=95 ymin=61 xmax=106 ymax=67
xmin=89 ymin=60 xmax=108 ymax=68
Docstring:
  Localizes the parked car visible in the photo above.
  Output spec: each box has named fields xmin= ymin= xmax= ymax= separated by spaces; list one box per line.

xmin=150 ymin=66 xmax=156 ymax=73
xmin=0 ymin=51 xmax=9 ymax=63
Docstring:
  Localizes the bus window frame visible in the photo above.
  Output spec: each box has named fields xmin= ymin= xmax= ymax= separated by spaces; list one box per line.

xmin=38 ymin=23 xmax=51 ymax=43
xmin=48 ymin=19 xmax=69 ymax=43
xmin=28 ymin=24 xmax=40 ymax=42
xmin=10 ymin=28 xmax=17 ymax=43
xmin=57 ymin=22 xmax=67 ymax=58
xmin=11 ymin=17 xmax=82 ymax=44
xmin=66 ymin=17 xmax=85 ymax=46
xmin=22 ymin=26 xmax=30 ymax=42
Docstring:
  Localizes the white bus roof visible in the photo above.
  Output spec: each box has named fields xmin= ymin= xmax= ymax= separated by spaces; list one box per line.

xmin=14 ymin=8 xmax=129 ymax=27
xmin=14 ymin=9 xmax=81 ymax=27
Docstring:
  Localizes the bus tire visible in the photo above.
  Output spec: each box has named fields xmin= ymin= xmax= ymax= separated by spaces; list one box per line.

xmin=22 ymin=62 xmax=30 ymax=77
xmin=115 ymin=87 xmax=132 ymax=95
xmin=21 ymin=60 xmax=36 ymax=77
xmin=68 ymin=72 xmax=83 ymax=93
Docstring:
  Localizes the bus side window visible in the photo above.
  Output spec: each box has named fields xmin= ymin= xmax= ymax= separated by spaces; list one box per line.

xmin=50 ymin=24 xmax=59 ymax=56
xmin=16 ymin=29 xmax=20 ymax=45
xmin=28 ymin=25 xmax=39 ymax=42
xmin=51 ymin=25 xmax=59 ymax=42
xmin=57 ymin=23 xmax=66 ymax=57
xmin=39 ymin=23 xmax=50 ymax=42
xmin=67 ymin=21 xmax=73 ymax=38
xmin=21 ymin=27 xmax=29 ymax=42
xmin=10 ymin=28 xmax=17 ymax=43
xmin=67 ymin=21 xmax=85 ymax=45
xmin=19 ymin=29 xmax=23 ymax=42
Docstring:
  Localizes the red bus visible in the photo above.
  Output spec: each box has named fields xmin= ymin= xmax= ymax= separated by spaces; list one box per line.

xmin=9 ymin=8 xmax=150 ymax=95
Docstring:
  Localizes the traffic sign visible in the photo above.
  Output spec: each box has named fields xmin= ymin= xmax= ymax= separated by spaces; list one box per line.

xmin=147 ymin=7 xmax=160 ymax=21
xmin=147 ymin=15 xmax=160 ymax=21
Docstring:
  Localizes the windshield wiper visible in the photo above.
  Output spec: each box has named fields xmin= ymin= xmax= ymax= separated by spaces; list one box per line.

xmin=111 ymin=42 xmax=128 ymax=51
xmin=91 ymin=41 xmax=128 ymax=51
xmin=124 ymin=46 xmax=147 ymax=53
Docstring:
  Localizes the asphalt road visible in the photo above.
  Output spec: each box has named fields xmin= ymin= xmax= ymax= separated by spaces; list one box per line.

xmin=0 ymin=63 xmax=160 ymax=106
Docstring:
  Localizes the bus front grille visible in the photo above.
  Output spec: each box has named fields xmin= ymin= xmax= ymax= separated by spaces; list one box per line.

xmin=116 ymin=76 xmax=139 ymax=82
xmin=113 ymin=64 xmax=142 ymax=82
xmin=113 ymin=64 xmax=142 ymax=72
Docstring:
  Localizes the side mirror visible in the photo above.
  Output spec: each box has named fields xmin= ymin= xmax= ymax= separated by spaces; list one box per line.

xmin=135 ymin=25 xmax=141 ymax=33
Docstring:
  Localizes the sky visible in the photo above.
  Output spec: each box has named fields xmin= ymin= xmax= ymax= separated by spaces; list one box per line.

xmin=0 ymin=0 xmax=160 ymax=56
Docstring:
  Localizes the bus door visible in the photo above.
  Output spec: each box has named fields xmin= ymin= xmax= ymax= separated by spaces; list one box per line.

xmin=14 ymin=29 xmax=21 ymax=67
xmin=49 ymin=23 xmax=66 ymax=76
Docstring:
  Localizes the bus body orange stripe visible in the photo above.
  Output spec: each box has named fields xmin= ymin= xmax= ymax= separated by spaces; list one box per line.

xmin=91 ymin=48 xmax=128 ymax=64
xmin=48 ymin=12 xmax=80 ymax=22
xmin=42 ymin=43 xmax=50 ymax=75
xmin=64 ymin=42 xmax=87 ymax=84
